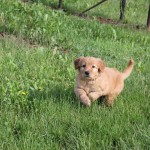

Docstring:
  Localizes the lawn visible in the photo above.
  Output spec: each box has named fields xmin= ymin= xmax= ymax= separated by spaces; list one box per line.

xmin=0 ymin=0 xmax=150 ymax=149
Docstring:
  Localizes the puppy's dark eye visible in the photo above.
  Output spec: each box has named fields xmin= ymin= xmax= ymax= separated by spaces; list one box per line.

xmin=92 ymin=65 xmax=96 ymax=68
xmin=82 ymin=64 xmax=86 ymax=68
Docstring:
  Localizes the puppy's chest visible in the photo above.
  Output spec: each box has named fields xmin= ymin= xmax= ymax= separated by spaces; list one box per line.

xmin=82 ymin=80 xmax=102 ymax=93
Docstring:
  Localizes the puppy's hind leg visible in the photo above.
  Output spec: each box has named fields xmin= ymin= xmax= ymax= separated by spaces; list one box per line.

xmin=105 ymin=94 xmax=117 ymax=106
xmin=105 ymin=79 xmax=125 ymax=106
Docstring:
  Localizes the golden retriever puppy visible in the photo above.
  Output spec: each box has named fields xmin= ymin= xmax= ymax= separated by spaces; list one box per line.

xmin=74 ymin=57 xmax=134 ymax=106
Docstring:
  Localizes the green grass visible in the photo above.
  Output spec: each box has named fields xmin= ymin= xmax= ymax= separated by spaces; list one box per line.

xmin=0 ymin=0 xmax=150 ymax=149
xmin=34 ymin=0 xmax=149 ymax=25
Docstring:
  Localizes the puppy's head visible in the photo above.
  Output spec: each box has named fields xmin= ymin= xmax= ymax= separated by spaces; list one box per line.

xmin=74 ymin=57 xmax=105 ymax=80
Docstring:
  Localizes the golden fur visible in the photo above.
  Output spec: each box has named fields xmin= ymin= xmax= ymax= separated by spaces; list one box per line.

xmin=74 ymin=57 xmax=134 ymax=106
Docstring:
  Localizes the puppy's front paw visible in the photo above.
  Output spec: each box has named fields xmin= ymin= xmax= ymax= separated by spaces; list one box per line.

xmin=88 ymin=92 xmax=100 ymax=101
xmin=80 ymin=95 xmax=91 ymax=106
xmin=84 ymin=100 xmax=91 ymax=107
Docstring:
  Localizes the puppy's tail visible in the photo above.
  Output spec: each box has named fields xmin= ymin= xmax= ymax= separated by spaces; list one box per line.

xmin=122 ymin=59 xmax=134 ymax=80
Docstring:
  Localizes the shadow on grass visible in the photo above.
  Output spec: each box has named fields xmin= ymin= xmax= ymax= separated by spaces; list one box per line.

xmin=27 ymin=84 xmax=79 ymax=109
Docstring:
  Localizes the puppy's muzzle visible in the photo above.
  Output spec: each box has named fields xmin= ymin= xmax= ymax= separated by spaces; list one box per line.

xmin=85 ymin=71 xmax=90 ymax=77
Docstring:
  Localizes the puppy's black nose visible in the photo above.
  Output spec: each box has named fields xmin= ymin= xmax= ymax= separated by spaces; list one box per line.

xmin=85 ymin=71 xmax=90 ymax=76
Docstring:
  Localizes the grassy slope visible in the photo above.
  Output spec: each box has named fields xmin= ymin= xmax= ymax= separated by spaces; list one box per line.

xmin=0 ymin=0 xmax=150 ymax=149
xmin=35 ymin=0 xmax=149 ymax=25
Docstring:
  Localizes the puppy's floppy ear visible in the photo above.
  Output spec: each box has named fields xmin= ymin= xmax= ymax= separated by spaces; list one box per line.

xmin=74 ymin=57 xmax=84 ymax=70
xmin=98 ymin=59 xmax=106 ymax=72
